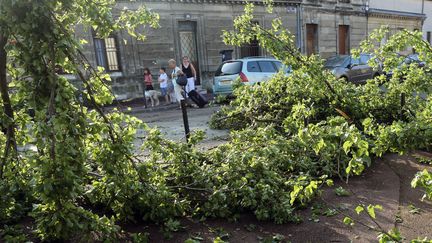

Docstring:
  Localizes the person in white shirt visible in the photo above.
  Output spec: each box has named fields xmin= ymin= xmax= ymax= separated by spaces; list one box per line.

xmin=158 ymin=67 xmax=170 ymax=105
xmin=168 ymin=59 xmax=184 ymax=103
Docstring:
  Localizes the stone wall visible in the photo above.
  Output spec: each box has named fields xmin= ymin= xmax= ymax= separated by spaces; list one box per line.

xmin=368 ymin=16 xmax=422 ymax=34
xmin=367 ymin=10 xmax=423 ymax=55
xmin=302 ymin=0 xmax=367 ymax=58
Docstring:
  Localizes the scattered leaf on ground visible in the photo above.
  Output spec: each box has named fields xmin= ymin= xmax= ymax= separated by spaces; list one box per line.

xmin=335 ymin=186 xmax=351 ymax=197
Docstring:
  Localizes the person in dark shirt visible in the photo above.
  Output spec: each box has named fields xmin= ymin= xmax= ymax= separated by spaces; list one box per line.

xmin=181 ymin=56 xmax=197 ymax=95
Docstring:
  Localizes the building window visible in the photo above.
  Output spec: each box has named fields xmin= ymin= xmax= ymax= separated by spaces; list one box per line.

xmin=240 ymin=21 xmax=260 ymax=58
xmin=306 ymin=24 xmax=318 ymax=56
xmin=240 ymin=37 xmax=260 ymax=58
xmin=338 ymin=25 xmax=350 ymax=55
xmin=93 ymin=36 xmax=121 ymax=71
xmin=427 ymin=32 xmax=431 ymax=45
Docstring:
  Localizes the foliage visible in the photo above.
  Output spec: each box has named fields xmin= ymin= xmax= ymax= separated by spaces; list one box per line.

xmin=209 ymin=106 xmax=246 ymax=130
xmin=0 ymin=225 xmax=29 ymax=243
xmin=0 ymin=0 xmax=160 ymax=241
xmin=131 ymin=232 xmax=150 ymax=243
xmin=213 ymin=94 xmax=231 ymax=105
xmin=1 ymin=0 xmax=432 ymax=242
xmin=334 ymin=186 xmax=351 ymax=197
xmin=343 ymin=204 xmax=432 ymax=243
xmin=258 ymin=233 xmax=285 ymax=243
xmin=216 ymin=1 xmax=432 ymax=207
xmin=143 ymin=128 xmax=328 ymax=224
xmin=414 ymin=155 xmax=432 ymax=165
xmin=411 ymin=169 xmax=432 ymax=201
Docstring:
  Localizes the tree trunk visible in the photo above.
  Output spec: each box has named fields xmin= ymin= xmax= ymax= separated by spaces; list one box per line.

xmin=0 ymin=34 xmax=16 ymax=179
xmin=0 ymin=35 xmax=10 ymax=132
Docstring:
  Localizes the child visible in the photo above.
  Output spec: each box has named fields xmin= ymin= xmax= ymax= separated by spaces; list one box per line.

xmin=158 ymin=67 xmax=170 ymax=105
xmin=143 ymin=68 xmax=153 ymax=91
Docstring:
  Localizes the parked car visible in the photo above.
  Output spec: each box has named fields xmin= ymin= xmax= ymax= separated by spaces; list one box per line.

xmin=213 ymin=57 xmax=291 ymax=95
xmin=386 ymin=53 xmax=427 ymax=80
xmin=324 ymin=54 xmax=381 ymax=83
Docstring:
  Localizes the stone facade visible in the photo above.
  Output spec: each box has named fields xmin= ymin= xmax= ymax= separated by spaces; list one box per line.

xmin=73 ymin=0 xmax=427 ymax=100
xmin=368 ymin=0 xmax=429 ymax=38
xmin=301 ymin=0 xmax=367 ymax=58
xmin=75 ymin=0 xmax=299 ymax=100
xmin=367 ymin=1 xmax=425 ymax=37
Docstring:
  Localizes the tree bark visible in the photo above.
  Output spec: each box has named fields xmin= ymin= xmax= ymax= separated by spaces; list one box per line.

xmin=0 ymin=35 xmax=10 ymax=132
xmin=0 ymin=34 xmax=17 ymax=179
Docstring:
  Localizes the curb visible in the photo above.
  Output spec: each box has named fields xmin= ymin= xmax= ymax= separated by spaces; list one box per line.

xmin=126 ymin=103 xmax=179 ymax=114
xmin=105 ymin=93 xmax=215 ymax=114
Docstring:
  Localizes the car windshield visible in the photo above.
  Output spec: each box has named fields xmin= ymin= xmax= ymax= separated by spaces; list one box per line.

xmin=325 ymin=55 xmax=349 ymax=67
xmin=215 ymin=61 xmax=242 ymax=76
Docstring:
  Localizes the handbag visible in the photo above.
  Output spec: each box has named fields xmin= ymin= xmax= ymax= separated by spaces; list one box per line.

xmin=176 ymin=74 xmax=188 ymax=86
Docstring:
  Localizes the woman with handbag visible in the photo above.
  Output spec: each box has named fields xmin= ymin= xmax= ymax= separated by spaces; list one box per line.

xmin=168 ymin=59 xmax=184 ymax=103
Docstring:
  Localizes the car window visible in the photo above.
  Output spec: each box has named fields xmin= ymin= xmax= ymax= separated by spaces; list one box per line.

xmin=325 ymin=55 xmax=350 ymax=67
xmin=215 ymin=61 xmax=242 ymax=76
xmin=273 ymin=61 xmax=282 ymax=71
xmin=360 ymin=54 xmax=370 ymax=65
xmin=258 ymin=61 xmax=277 ymax=73
xmin=351 ymin=57 xmax=360 ymax=66
xmin=247 ymin=61 xmax=261 ymax=72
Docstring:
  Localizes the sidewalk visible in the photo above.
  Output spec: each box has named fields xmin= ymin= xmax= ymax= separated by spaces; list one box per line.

xmin=104 ymin=93 xmax=214 ymax=114
xmin=103 ymin=98 xmax=190 ymax=114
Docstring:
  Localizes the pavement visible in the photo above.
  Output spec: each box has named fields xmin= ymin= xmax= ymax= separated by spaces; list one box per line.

xmin=129 ymin=102 xmax=229 ymax=148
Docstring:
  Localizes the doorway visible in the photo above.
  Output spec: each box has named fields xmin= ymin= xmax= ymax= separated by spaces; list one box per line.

xmin=178 ymin=21 xmax=200 ymax=84
xmin=306 ymin=24 xmax=318 ymax=56
xmin=338 ymin=25 xmax=350 ymax=55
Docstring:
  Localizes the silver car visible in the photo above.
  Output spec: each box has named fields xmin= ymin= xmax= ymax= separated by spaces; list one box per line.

xmin=213 ymin=57 xmax=290 ymax=95
xmin=325 ymin=54 xmax=381 ymax=83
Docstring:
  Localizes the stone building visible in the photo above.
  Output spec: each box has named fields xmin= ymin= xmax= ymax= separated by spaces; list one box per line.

xmin=300 ymin=0 xmax=367 ymax=58
xmin=76 ymin=0 xmax=300 ymax=99
xmin=367 ymin=0 xmax=426 ymax=40
xmin=74 ymin=0 xmax=428 ymax=100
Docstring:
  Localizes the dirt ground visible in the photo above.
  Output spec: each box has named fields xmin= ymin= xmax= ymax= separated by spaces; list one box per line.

xmin=126 ymin=105 xmax=432 ymax=243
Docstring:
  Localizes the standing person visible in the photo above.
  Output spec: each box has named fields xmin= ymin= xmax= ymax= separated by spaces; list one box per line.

xmin=181 ymin=56 xmax=197 ymax=95
xmin=168 ymin=78 xmax=176 ymax=104
xmin=143 ymin=68 xmax=154 ymax=91
xmin=158 ymin=67 xmax=170 ymax=105
xmin=168 ymin=59 xmax=183 ymax=103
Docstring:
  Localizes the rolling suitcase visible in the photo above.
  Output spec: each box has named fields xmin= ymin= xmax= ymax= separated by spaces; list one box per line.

xmin=187 ymin=90 xmax=208 ymax=108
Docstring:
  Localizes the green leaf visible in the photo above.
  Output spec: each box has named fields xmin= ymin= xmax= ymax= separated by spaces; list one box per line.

xmin=366 ymin=204 xmax=382 ymax=219
xmin=343 ymin=217 xmax=354 ymax=226
xmin=343 ymin=140 xmax=353 ymax=154
xmin=334 ymin=186 xmax=351 ymax=197
xmin=355 ymin=205 xmax=364 ymax=215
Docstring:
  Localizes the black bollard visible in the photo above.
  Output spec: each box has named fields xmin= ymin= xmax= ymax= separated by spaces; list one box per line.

xmin=180 ymin=99 xmax=190 ymax=143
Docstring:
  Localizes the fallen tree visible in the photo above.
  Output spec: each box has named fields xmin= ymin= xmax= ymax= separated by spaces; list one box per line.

xmin=0 ymin=1 xmax=431 ymax=242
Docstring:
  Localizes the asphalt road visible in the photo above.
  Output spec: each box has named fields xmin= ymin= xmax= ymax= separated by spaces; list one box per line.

xmin=132 ymin=105 xmax=229 ymax=148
